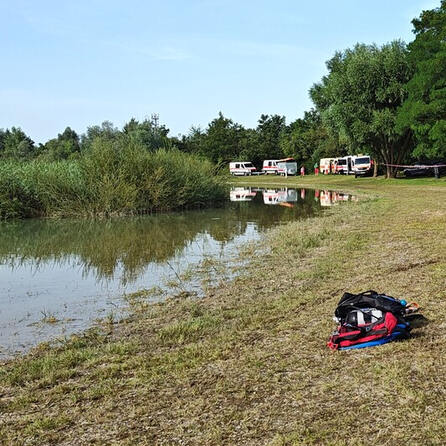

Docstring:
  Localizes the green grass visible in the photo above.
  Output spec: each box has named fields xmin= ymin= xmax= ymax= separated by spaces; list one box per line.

xmin=0 ymin=142 xmax=227 ymax=219
xmin=1 ymin=176 xmax=446 ymax=445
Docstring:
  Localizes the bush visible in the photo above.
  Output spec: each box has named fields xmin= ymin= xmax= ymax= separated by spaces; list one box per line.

xmin=0 ymin=140 xmax=227 ymax=219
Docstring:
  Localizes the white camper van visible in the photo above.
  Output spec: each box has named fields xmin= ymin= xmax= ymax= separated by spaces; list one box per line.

xmin=320 ymin=158 xmax=336 ymax=174
xmin=262 ymin=160 xmax=279 ymax=174
xmin=229 ymin=162 xmax=256 ymax=176
xmin=352 ymin=155 xmax=373 ymax=177
xmin=337 ymin=156 xmax=354 ymax=175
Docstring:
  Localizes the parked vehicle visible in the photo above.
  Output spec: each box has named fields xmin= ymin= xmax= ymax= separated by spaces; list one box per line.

xmin=352 ymin=155 xmax=373 ymax=177
xmin=276 ymin=158 xmax=298 ymax=176
xmin=320 ymin=158 xmax=337 ymax=174
xmin=229 ymin=162 xmax=256 ymax=176
xmin=403 ymin=163 xmax=446 ymax=178
xmin=337 ymin=156 xmax=354 ymax=174
xmin=262 ymin=160 xmax=279 ymax=174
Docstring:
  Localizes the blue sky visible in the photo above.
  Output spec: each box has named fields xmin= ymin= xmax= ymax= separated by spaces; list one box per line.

xmin=0 ymin=0 xmax=440 ymax=143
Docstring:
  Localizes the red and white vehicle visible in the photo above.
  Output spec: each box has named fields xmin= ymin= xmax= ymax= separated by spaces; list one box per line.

xmin=229 ymin=162 xmax=256 ymax=176
xmin=262 ymin=160 xmax=279 ymax=174
xmin=320 ymin=158 xmax=336 ymax=174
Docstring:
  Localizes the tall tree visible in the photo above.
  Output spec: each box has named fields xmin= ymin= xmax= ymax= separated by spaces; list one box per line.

xmin=123 ymin=116 xmax=171 ymax=151
xmin=0 ymin=129 xmax=5 ymax=157
xmin=280 ymin=110 xmax=342 ymax=170
xmin=1 ymin=127 xmax=35 ymax=159
xmin=80 ymin=121 xmax=120 ymax=151
xmin=200 ymin=112 xmax=245 ymax=164
xmin=40 ymin=126 xmax=80 ymax=160
xmin=254 ymin=114 xmax=286 ymax=165
xmin=398 ymin=1 xmax=446 ymax=160
xmin=310 ymin=41 xmax=414 ymax=177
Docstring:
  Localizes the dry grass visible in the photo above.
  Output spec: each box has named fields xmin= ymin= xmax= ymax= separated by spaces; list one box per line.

xmin=1 ymin=176 xmax=446 ymax=445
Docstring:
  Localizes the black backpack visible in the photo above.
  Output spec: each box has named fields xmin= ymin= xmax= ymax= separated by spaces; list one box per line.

xmin=335 ymin=290 xmax=406 ymax=324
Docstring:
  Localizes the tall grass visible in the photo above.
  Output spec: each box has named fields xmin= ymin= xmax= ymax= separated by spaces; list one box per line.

xmin=0 ymin=139 xmax=227 ymax=219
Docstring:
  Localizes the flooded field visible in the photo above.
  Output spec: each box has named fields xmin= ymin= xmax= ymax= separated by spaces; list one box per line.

xmin=0 ymin=187 xmax=355 ymax=357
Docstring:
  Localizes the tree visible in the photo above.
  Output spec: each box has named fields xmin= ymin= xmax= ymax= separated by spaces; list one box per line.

xmin=253 ymin=114 xmax=286 ymax=165
xmin=280 ymin=110 xmax=342 ymax=170
xmin=174 ymin=126 xmax=206 ymax=154
xmin=0 ymin=129 xmax=5 ymax=157
xmin=40 ymin=127 xmax=80 ymax=160
xmin=199 ymin=112 xmax=245 ymax=164
xmin=80 ymin=121 xmax=120 ymax=151
xmin=123 ymin=116 xmax=171 ymax=151
xmin=1 ymin=127 xmax=35 ymax=159
xmin=310 ymin=41 xmax=414 ymax=177
xmin=398 ymin=1 xmax=446 ymax=160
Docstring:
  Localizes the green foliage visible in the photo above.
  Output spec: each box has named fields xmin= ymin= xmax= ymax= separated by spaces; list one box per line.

xmin=310 ymin=41 xmax=414 ymax=177
xmin=0 ymin=142 xmax=227 ymax=219
xmin=252 ymin=114 xmax=286 ymax=165
xmin=398 ymin=1 xmax=446 ymax=160
xmin=39 ymin=127 xmax=81 ymax=161
xmin=123 ymin=116 xmax=171 ymax=151
xmin=280 ymin=110 xmax=343 ymax=171
xmin=198 ymin=112 xmax=246 ymax=164
xmin=0 ymin=127 xmax=35 ymax=160
xmin=80 ymin=121 xmax=120 ymax=151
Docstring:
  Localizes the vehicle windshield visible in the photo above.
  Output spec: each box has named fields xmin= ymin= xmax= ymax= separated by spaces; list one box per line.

xmin=337 ymin=159 xmax=347 ymax=165
xmin=244 ymin=163 xmax=254 ymax=168
xmin=355 ymin=157 xmax=370 ymax=164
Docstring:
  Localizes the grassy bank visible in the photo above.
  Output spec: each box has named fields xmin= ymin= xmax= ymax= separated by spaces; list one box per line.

xmin=0 ymin=142 xmax=226 ymax=219
xmin=1 ymin=176 xmax=446 ymax=445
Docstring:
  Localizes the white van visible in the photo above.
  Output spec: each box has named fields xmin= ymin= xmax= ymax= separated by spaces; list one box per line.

xmin=337 ymin=156 xmax=354 ymax=175
xmin=320 ymin=158 xmax=336 ymax=174
xmin=262 ymin=160 xmax=279 ymax=174
xmin=229 ymin=162 xmax=256 ymax=176
xmin=352 ymin=155 xmax=373 ymax=177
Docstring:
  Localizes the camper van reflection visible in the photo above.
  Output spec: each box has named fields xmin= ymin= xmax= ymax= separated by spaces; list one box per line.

xmin=318 ymin=190 xmax=357 ymax=207
xmin=229 ymin=187 xmax=257 ymax=202
xmin=263 ymin=188 xmax=298 ymax=206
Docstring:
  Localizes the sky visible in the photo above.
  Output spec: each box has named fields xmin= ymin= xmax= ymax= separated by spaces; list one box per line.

xmin=0 ymin=0 xmax=441 ymax=143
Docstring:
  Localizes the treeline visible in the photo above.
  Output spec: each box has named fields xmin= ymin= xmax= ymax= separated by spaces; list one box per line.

xmin=0 ymin=112 xmax=339 ymax=174
xmin=1 ymin=2 xmax=445 ymax=180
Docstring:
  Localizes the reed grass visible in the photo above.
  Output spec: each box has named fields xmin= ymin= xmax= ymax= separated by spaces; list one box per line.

xmin=0 ymin=139 xmax=227 ymax=219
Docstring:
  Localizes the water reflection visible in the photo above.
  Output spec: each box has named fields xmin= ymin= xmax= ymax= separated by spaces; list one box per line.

xmin=229 ymin=187 xmax=356 ymax=208
xmin=0 ymin=186 xmax=354 ymax=356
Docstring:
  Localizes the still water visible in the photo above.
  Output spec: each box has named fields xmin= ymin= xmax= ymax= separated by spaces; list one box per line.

xmin=0 ymin=187 xmax=355 ymax=357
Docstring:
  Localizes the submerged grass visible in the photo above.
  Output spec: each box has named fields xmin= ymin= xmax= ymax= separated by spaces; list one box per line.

xmin=0 ymin=142 xmax=227 ymax=219
xmin=1 ymin=176 xmax=446 ymax=445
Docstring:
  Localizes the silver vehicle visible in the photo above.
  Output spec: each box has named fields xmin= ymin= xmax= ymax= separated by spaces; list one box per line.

xmin=276 ymin=158 xmax=297 ymax=176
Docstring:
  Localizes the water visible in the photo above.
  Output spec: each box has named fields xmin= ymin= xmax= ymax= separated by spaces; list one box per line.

xmin=0 ymin=187 xmax=355 ymax=357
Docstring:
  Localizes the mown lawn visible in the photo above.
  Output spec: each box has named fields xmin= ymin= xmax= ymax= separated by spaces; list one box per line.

xmin=1 ymin=175 xmax=446 ymax=445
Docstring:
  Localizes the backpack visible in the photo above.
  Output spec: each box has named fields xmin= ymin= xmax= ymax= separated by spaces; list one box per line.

xmin=327 ymin=290 xmax=411 ymax=350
